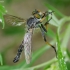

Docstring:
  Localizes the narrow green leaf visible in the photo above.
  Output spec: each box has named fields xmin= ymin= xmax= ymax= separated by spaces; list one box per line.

xmin=27 ymin=58 xmax=57 ymax=70
xmin=66 ymin=49 xmax=70 ymax=59
xmin=0 ymin=12 xmax=5 ymax=29
xmin=0 ymin=4 xmax=7 ymax=14
xmin=46 ymin=62 xmax=59 ymax=70
xmin=67 ymin=61 xmax=70 ymax=70
xmin=61 ymin=24 xmax=70 ymax=49
xmin=0 ymin=4 xmax=6 ymax=29
xmin=44 ymin=3 xmax=65 ymax=17
xmin=52 ymin=13 xmax=59 ymax=24
xmin=0 ymin=65 xmax=11 ymax=70
xmin=56 ymin=32 xmax=68 ymax=70
xmin=58 ymin=17 xmax=70 ymax=32
xmin=0 ymin=53 xmax=3 ymax=65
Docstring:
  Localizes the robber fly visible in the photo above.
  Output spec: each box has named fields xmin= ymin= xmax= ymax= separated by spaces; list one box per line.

xmin=3 ymin=9 xmax=57 ymax=64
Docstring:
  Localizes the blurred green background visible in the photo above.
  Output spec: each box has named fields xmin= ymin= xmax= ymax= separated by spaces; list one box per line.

xmin=0 ymin=0 xmax=70 ymax=70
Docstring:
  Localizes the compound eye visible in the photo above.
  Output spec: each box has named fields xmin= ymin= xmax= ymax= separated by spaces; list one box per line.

xmin=32 ymin=9 xmax=40 ymax=15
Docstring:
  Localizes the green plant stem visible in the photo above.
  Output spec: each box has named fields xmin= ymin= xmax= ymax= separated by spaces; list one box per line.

xmin=22 ymin=58 xmax=57 ymax=70
xmin=56 ymin=31 xmax=68 ymax=70
xmin=58 ymin=17 xmax=70 ymax=32
xmin=0 ymin=53 xmax=3 ymax=65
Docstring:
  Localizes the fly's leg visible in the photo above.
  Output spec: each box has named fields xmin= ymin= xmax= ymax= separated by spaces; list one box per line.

xmin=45 ymin=41 xmax=57 ymax=58
xmin=13 ymin=41 xmax=24 ymax=63
xmin=39 ymin=24 xmax=47 ymax=41
xmin=44 ymin=10 xmax=53 ymax=30
xmin=40 ymin=24 xmax=57 ymax=57
xmin=44 ymin=15 xmax=52 ymax=30
xmin=44 ymin=22 xmax=49 ymax=30
xmin=40 ymin=17 xmax=46 ymax=22
xmin=39 ymin=11 xmax=57 ymax=56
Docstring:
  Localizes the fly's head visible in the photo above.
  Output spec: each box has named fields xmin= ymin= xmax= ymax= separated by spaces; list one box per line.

xmin=32 ymin=9 xmax=45 ymax=19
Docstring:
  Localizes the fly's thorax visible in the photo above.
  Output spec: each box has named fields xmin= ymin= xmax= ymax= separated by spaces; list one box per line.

xmin=27 ymin=17 xmax=41 ymax=28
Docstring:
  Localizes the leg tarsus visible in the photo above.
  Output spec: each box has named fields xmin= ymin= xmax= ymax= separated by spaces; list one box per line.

xmin=51 ymin=45 xmax=57 ymax=58
xmin=46 ymin=41 xmax=57 ymax=58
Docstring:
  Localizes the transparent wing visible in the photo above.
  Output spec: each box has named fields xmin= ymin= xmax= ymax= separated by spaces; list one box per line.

xmin=24 ymin=29 xmax=33 ymax=64
xmin=3 ymin=14 xmax=26 ymax=26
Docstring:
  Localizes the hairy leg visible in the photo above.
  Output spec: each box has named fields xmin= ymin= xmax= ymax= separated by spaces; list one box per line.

xmin=40 ymin=25 xmax=57 ymax=57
